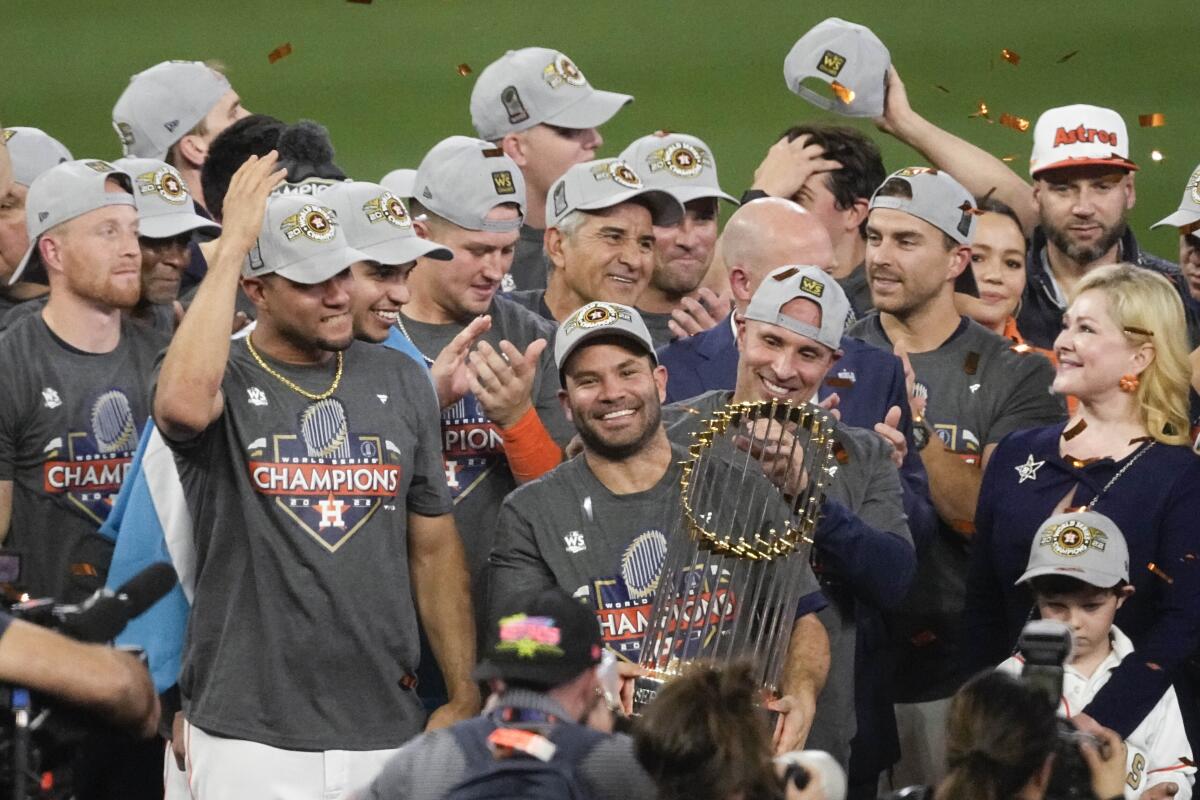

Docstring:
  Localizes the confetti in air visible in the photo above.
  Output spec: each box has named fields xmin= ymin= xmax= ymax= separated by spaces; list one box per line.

xmin=1138 ymin=113 xmax=1166 ymax=128
xmin=1057 ymin=50 xmax=1080 ymax=63
xmin=830 ymin=81 xmax=855 ymax=105
xmin=1000 ymin=155 xmax=1017 ymax=162
xmin=1146 ymin=661 xmax=1163 ymax=671
xmin=1148 ymin=562 xmax=1174 ymax=584
xmin=999 ymin=113 xmax=1031 ymax=132
xmin=969 ymin=101 xmax=994 ymax=123
xmin=935 ymin=85 xmax=951 ymax=94
xmin=456 ymin=63 xmax=473 ymax=76
xmin=1000 ymin=48 xmax=1021 ymax=66
xmin=1151 ymin=150 xmax=1165 ymax=162
xmin=268 ymin=43 xmax=293 ymax=64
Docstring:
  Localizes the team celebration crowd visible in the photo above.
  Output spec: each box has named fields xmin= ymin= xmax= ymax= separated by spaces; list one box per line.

xmin=0 ymin=16 xmax=1197 ymax=800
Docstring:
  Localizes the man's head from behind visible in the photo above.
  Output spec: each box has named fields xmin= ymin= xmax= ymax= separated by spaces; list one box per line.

xmin=720 ymin=198 xmax=836 ymax=310
xmin=1029 ymin=105 xmax=1136 ymax=267
xmin=735 ymin=266 xmax=847 ymax=405
xmin=321 ymin=181 xmax=453 ymax=342
xmin=865 ymin=167 xmax=975 ymax=318
xmin=471 ymin=47 xmax=632 ymax=202
xmin=545 ymin=159 xmax=683 ymax=311
xmin=201 ymin=114 xmax=286 ymax=221
xmin=407 ymin=136 xmax=526 ymax=320
xmin=0 ymin=127 xmax=72 ymax=283
xmin=240 ymin=194 xmax=370 ymax=353
xmin=18 ymin=160 xmax=140 ymax=310
xmin=472 ymin=586 xmax=604 ymax=720
xmin=113 ymin=60 xmax=249 ymax=172
xmin=555 ymin=302 xmax=666 ymax=460
xmin=620 ymin=132 xmax=737 ymax=299
xmin=781 ymin=124 xmax=885 ymax=243
xmin=114 ymin=157 xmax=221 ymax=307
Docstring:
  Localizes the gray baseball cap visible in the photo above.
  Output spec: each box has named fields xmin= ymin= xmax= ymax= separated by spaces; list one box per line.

xmin=380 ymin=168 xmax=416 ymax=199
xmin=3 ymin=127 xmax=72 ymax=186
xmin=470 ymin=47 xmax=632 ymax=141
xmin=784 ymin=18 xmax=891 ymax=118
xmin=320 ymin=181 xmax=452 ymax=265
xmin=554 ymin=301 xmax=657 ymax=372
xmin=114 ymin=157 xmax=220 ymax=239
xmin=619 ymin=133 xmax=737 ymax=206
xmin=243 ymin=194 xmax=370 ymax=285
xmin=546 ymin=158 xmax=684 ymax=229
xmin=10 ymin=159 xmax=135 ymax=286
xmin=869 ymin=167 xmax=978 ymax=245
xmin=1017 ymin=510 xmax=1130 ymax=588
xmin=1152 ymin=162 xmax=1200 ymax=230
xmin=412 ymin=136 xmax=526 ymax=233
xmin=112 ymin=61 xmax=232 ymax=160
xmin=744 ymin=265 xmax=849 ymax=351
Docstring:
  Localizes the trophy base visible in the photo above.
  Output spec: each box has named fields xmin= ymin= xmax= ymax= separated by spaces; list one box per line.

xmin=631 ymin=675 xmax=665 ymax=715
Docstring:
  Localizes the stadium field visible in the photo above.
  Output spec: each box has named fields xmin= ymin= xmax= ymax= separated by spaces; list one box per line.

xmin=3 ymin=0 xmax=1192 ymax=256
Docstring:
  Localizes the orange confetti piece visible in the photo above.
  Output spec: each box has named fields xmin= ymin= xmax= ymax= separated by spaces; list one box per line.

xmin=1000 ymin=113 xmax=1031 ymax=132
xmin=969 ymin=101 xmax=994 ymax=123
xmin=456 ymin=63 xmax=472 ymax=76
xmin=830 ymin=81 xmax=855 ymax=105
xmin=1184 ymin=553 xmax=1197 ymax=561
xmin=1001 ymin=48 xmax=1021 ymax=66
xmin=1000 ymin=155 xmax=1017 ymax=162
xmin=1057 ymin=50 xmax=1079 ymax=63
xmin=1181 ymin=757 xmax=1196 ymax=768
xmin=1139 ymin=113 xmax=1166 ymax=128
xmin=935 ymin=85 xmax=951 ymax=94
xmin=1010 ymin=342 xmax=1032 ymax=353
xmin=268 ymin=43 xmax=293 ymax=64
xmin=1148 ymin=562 xmax=1174 ymax=584
xmin=1146 ymin=661 xmax=1163 ymax=671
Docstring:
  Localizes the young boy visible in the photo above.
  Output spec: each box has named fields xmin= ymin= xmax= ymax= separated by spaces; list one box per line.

xmin=997 ymin=510 xmax=1195 ymax=800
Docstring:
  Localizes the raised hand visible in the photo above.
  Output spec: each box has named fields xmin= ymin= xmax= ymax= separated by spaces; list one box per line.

xmin=429 ymin=315 xmax=491 ymax=408
xmin=469 ymin=338 xmax=548 ymax=428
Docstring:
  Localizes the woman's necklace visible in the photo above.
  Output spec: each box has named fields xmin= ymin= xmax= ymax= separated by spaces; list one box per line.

xmin=1085 ymin=440 xmax=1155 ymax=510
xmin=245 ymin=333 xmax=343 ymax=402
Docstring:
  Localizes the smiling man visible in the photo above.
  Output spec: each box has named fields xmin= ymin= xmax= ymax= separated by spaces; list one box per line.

xmin=507 ymin=158 xmax=682 ymax=323
xmin=0 ymin=160 xmax=167 ymax=601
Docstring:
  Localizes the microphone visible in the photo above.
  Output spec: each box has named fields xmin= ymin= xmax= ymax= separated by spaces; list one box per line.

xmin=53 ymin=563 xmax=178 ymax=643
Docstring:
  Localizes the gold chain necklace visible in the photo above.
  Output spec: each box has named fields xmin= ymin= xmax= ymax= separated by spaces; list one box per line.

xmin=245 ymin=333 xmax=344 ymax=401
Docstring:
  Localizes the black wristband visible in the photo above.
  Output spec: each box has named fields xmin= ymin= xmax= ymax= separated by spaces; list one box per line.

xmin=739 ymin=188 xmax=771 ymax=205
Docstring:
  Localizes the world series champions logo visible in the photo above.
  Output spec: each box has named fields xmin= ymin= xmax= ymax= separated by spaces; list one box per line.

xmin=245 ymin=398 xmax=403 ymax=552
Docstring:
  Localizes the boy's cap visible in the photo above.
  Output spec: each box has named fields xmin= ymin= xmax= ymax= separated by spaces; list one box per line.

xmin=555 ymin=301 xmax=657 ymax=372
xmin=546 ymin=158 xmax=684 ymax=229
xmin=380 ymin=168 xmax=416 ymax=199
xmin=1151 ymin=162 xmax=1200 ymax=230
xmin=1029 ymin=104 xmax=1137 ymax=178
xmin=619 ymin=132 xmax=737 ymax=206
xmin=112 ymin=61 xmax=231 ymax=160
xmin=3 ymin=127 xmax=72 ymax=187
xmin=1017 ymin=510 xmax=1130 ymax=588
xmin=320 ymin=181 xmax=452 ymax=265
xmin=113 ymin=157 xmax=220 ymax=240
xmin=242 ymin=194 xmax=370 ymax=284
xmin=412 ymin=136 xmax=525 ymax=233
xmin=472 ymin=587 xmax=603 ymax=689
xmin=744 ymin=265 xmax=849 ymax=351
xmin=784 ymin=18 xmax=891 ymax=118
xmin=869 ymin=167 xmax=978 ymax=245
xmin=10 ymin=159 xmax=135 ymax=286
xmin=470 ymin=47 xmax=632 ymax=141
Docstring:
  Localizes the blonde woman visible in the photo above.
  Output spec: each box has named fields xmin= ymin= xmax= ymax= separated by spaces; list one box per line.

xmin=963 ymin=264 xmax=1200 ymax=744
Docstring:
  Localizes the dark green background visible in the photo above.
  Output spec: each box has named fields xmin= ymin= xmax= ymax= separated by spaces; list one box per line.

xmin=3 ymin=0 xmax=1192 ymax=255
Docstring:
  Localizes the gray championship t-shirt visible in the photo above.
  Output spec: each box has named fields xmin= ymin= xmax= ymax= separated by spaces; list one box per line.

xmin=636 ymin=308 xmax=675 ymax=350
xmin=395 ymin=297 xmax=573 ymax=605
xmin=160 ymin=338 xmax=452 ymax=751
xmin=504 ymin=288 xmax=555 ymax=323
xmin=663 ymin=389 xmax=912 ymax=764
xmin=490 ymin=445 xmax=822 ymax=664
xmin=0 ymin=314 xmax=166 ymax=599
xmin=849 ymin=313 xmax=1065 ymax=700
xmin=507 ymin=223 xmax=550 ymax=292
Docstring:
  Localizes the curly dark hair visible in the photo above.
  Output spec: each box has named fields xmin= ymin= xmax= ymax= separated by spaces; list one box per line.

xmin=781 ymin=124 xmax=886 ymax=237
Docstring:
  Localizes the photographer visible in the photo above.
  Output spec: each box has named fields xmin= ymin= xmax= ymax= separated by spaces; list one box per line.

xmin=0 ymin=611 xmax=158 ymax=737
xmin=936 ymin=671 xmax=1127 ymax=800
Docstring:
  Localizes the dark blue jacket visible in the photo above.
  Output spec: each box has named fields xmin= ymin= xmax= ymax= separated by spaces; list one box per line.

xmin=658 ymin=315 xmax=937 ymax=550
xmin=965 ymin=423 xmax=1200 ymax=737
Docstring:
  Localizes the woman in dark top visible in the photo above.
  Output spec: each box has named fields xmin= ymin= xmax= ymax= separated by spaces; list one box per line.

xmin=964 ymin=263 xmax=1200 ymax=739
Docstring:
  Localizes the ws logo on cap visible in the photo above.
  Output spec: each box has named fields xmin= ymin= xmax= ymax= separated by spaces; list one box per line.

xmin=136 ymin=167 xmax=188 ymax=205
xmin=282 ymin=204 xmax=337 ymax=242
xmin=492 ymin=170 xmax=516 ymax=195
xmin=799 ymin=275 xmax=825 ymax=298
xmin=817 ymin=50 xmax=847 ymax=77
xmin=362 ymin=193 xmax=410 ymax=228
xmin=1053 ymin=125 xmax=1119 ymax=148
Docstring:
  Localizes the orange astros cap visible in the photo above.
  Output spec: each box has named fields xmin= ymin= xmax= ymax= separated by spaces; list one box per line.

xmin=1029 ymin=104 xmax=1138 ymax=177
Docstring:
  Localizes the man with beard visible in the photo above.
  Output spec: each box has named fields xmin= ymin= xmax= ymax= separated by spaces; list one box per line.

xmin=471 ymin=47 xmax=632 ymax=292
xmin=489 ymin=301 xmax=829 ymax=753
xmin=0 ymin=159 xmax=166 ymax=601
xmin=847 ymin=167 xmax=1065 ymax=786
xmin=619 ymin=132 xmax=737 ymax=348
xmin=662 ymin=265 xmax=914 ymax=794
xmin=874 ymin=68 xmax=1194 ymax=348
xmin=506 ymin=158 xmax=682 ymax=323
xmin=153 ymin=154 xmax=478 ymax=798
